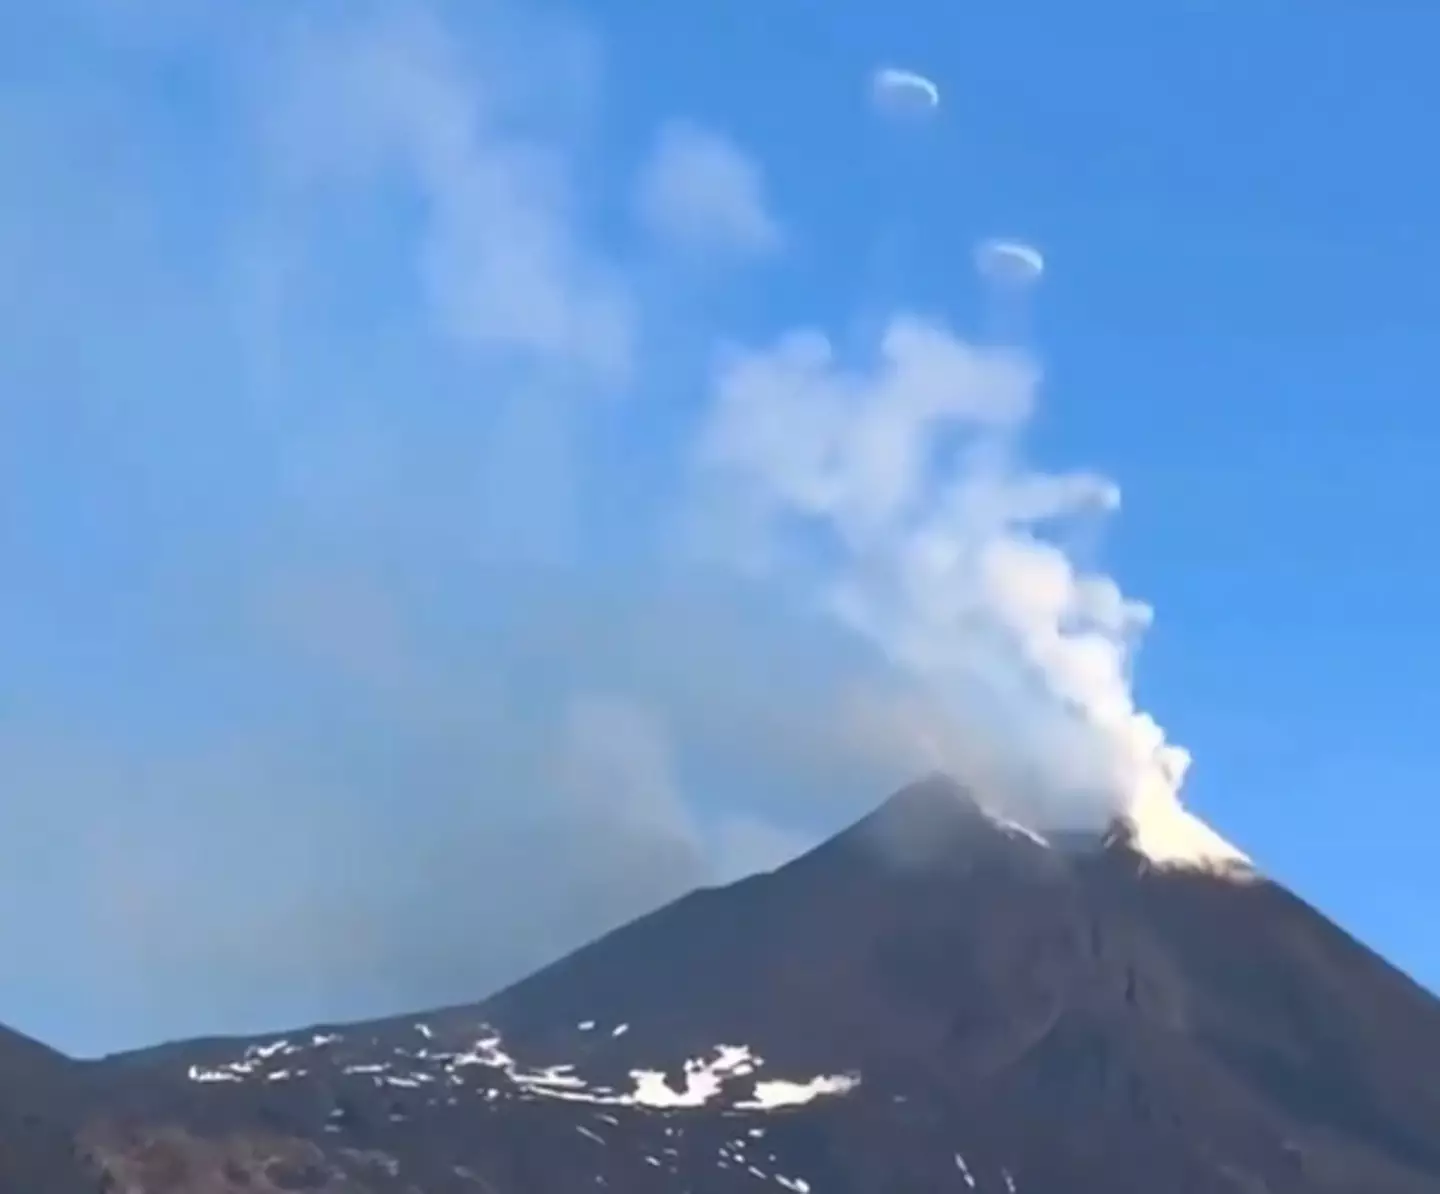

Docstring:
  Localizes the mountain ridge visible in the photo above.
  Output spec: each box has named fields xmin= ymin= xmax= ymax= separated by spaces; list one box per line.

xmin=4 ymin=774 xmax=1439 ymax=1194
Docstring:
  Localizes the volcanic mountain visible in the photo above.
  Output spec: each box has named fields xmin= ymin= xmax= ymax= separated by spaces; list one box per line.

xmin=11 ymin=775 xmax=1440 ymax=1194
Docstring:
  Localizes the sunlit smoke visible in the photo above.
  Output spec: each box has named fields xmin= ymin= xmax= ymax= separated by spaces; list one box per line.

xmin=696 ymin=301 xmax=1191 ymax=834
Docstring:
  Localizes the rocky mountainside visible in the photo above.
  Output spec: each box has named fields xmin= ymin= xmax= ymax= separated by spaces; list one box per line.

xmin=8 ymin=775 xmax=1440 ymax=1193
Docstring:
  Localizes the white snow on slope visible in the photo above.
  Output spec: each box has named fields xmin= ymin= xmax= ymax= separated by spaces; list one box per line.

xmin=735 ymin=1074 xmax=861 ymax=1110
xmin=987 ymin=810 xmax=1052 ymax=850
xmin=187 ymin=1064 xmax=245 ymax=1083
xmin=629 ymin=1044 xmax=758 ymax=1107
xmin=183 ymin=1024 xmax=859 ymax=1115
xmin=451 ymin=1035 xmax=856 ymax=1111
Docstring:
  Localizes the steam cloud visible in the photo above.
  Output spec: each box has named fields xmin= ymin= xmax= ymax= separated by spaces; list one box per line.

xmin=695 ymin=319 xmax=1189 ymax=832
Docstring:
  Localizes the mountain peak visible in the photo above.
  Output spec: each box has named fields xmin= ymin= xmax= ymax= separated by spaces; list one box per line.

xmin=850 ymin=770 xmax=1253 ymax=881
xmin=835 ymin=771 xmax=1053 ymax=872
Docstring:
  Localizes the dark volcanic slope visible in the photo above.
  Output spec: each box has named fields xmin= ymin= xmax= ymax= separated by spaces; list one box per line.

xmin=29 ymin=777 xmax=1440 ymax=1193
xmin=0 ymin=1024 xmax=92 ymax=1194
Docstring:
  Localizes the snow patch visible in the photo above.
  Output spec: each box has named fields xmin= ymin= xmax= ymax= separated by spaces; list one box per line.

xmin=735 ymin=1073 xmax=861 ymax=1110
xmin=187 ymin=1064 xmax=245 ymax=1083
xmin=628 ymin=1045 xmax=759 ymax=1108
xmin=988 ymin=810 xmax=1051 ymax=849
xmin=245 ymin=1039 xmax=292 ymax=1061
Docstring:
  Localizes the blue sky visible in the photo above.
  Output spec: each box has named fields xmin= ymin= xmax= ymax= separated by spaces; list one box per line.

xmin=3 ymin=0 xmax=1439 ymax=1056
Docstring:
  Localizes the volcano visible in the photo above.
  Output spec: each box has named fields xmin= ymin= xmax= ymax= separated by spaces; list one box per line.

xmin=11 ymin=775 xmax=1440 ymax=1193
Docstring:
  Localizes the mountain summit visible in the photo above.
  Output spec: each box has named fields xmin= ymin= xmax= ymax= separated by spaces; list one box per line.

xmin=9 ymin=776 xmax=1440 ymax=1193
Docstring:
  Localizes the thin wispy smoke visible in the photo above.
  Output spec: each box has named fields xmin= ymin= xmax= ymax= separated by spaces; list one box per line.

xmin=255 ymin=0 xmax=635 ymax=379
xmin=635 ymin=120 xmax=783 ymax=259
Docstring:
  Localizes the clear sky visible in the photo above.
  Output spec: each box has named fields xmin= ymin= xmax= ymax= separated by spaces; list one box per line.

xmin=3 ymin=0 xmax=1439 ymax=1057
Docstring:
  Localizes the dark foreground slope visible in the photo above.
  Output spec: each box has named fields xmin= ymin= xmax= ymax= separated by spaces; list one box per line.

xmin=24 ymin=777 xmax=1440 ymax=1193
xmin=0 ymin=1024 xmax=93 ymax=1193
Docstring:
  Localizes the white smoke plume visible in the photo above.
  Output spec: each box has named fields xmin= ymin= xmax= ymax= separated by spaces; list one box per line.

xmin=695 ymin=310 xmax=1193 ymax=836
